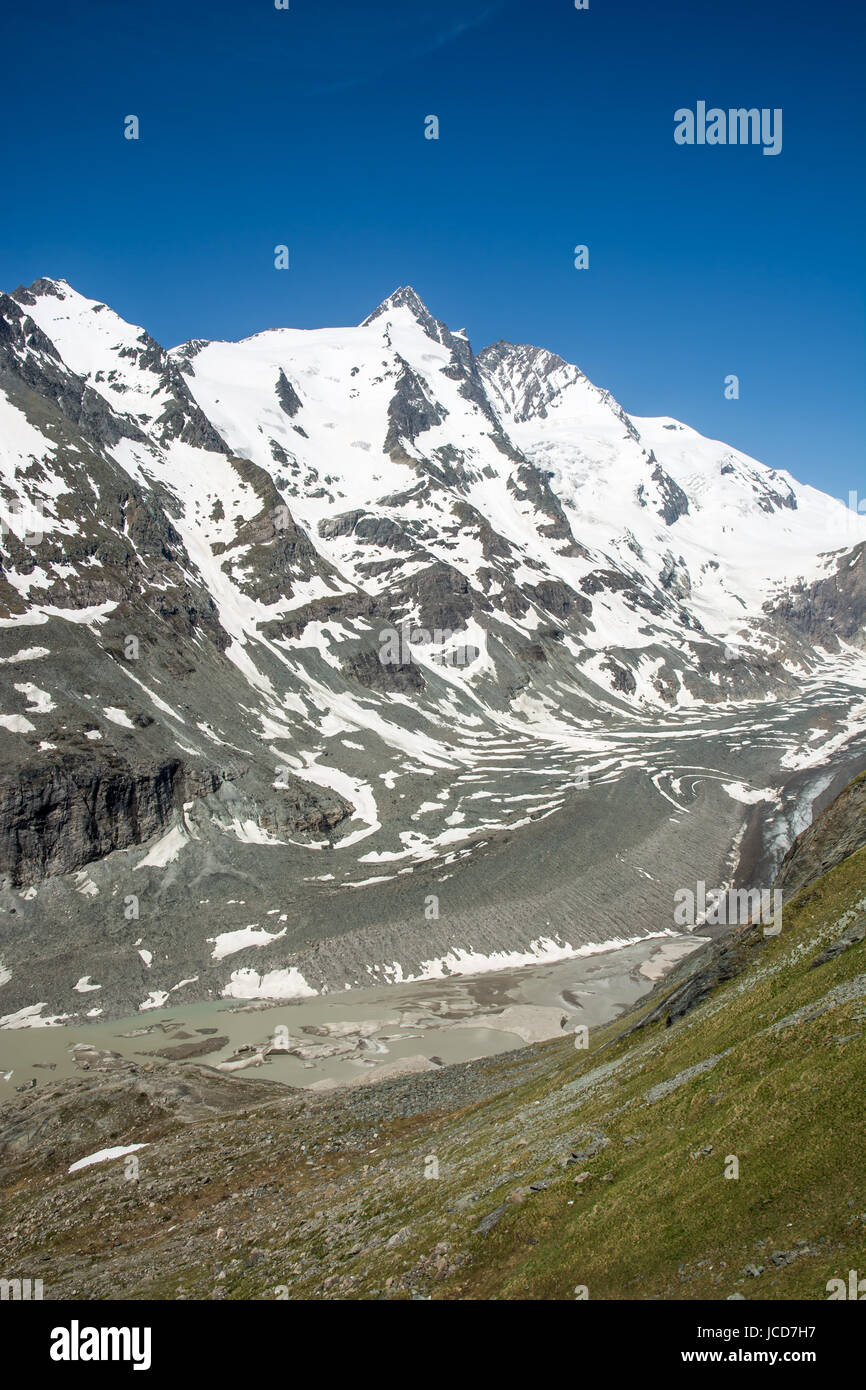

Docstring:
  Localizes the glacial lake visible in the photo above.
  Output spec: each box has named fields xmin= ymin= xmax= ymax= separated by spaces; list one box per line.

xmin=0 ymin=932 xmax=703 ymax=1094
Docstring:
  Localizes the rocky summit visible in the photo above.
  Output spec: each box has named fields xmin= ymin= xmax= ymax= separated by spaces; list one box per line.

xmin=1 ymin=277 xmax=866 ymax=1026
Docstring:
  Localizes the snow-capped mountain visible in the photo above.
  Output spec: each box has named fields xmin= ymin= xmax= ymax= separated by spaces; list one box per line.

xmin=1 ymin=276 xmax=865 ymax=1025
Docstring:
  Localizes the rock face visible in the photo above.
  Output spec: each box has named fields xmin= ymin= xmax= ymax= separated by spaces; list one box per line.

xmin=0 ymin=754 xmax=223 ymax=886
xmin=775 ymin=771 xmax=866 ymax=900
xmin=809 ymin=919 xmax=866 ymax=969
xmin=764 ymin=543 xmax=866 ymax=652
xmin=0 ymin=751 xmax=352 ymax=886
xmin=628 ymin=924 xmax=759 ymax=1031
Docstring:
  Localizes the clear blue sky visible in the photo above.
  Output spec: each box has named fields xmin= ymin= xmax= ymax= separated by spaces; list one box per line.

xmin=1 ymin=0 xmax=863 ymax=498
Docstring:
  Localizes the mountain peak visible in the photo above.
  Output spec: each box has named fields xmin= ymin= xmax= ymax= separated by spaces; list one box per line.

xmin=361 ymin=285 xmax=437 ymax=330
xmin=11 ymin=276 xmax=71 ymax=306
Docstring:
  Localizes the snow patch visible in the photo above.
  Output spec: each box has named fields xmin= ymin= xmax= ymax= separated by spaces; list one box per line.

xmin=68 ymin=1144 xmax=149 ymax=1174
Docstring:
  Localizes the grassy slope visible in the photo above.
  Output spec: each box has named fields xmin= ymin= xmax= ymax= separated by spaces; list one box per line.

xmin=346 ymin=843 xmax=866 ymax=1300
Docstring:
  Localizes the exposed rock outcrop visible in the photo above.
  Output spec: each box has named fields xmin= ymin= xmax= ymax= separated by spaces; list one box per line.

xmin=775 ymin=770 xmax=866 ymax=900
xmin=0 ymin=753 xmax=226 ymax=886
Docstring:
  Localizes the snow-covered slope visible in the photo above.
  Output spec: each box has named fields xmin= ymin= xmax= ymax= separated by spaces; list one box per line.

xmin=1 ymin=276 xmax=865 ymax=1022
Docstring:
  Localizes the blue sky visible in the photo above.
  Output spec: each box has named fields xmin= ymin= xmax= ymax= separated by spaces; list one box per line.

xmin=1 ymin=0 xmax=863 ymax=498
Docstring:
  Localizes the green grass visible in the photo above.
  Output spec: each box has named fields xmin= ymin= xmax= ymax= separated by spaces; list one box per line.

xmin=347 ymin=843 xmax=866 ymax=1300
